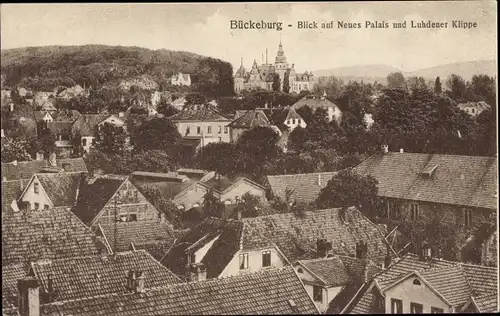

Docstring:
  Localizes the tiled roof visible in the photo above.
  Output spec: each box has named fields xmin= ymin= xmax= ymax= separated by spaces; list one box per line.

xmin=30 ymin=250 xmax=182 ymax=302
xmin=201 ymin=175 xmax=241 ymax=193
xmin=1 ymin=158 xmax=88 ymax=181
xmin=291 ymin=97 xmax=340 ymax=110
xmin=41 ymin=267 xmax=319 ymax=315
xmin=2 ymin=207 xmax=105 ymax=267
xmin=354 ymin=153 xmax=497 ymax=210
xmin=34 ymin=173 xmax=85 ymax=207
xmin=73 ymin=176 xmax=126 ymax=225
xmin=52 ymin=110 xmax=82 ymax=122
xmin=267 ymin=172 xmax=338 ymax=204
xmin=299 ymin=257 xmax=352 ymax=286
xmin=132 ymin=177 xmax=197 ymax=200
xmin=162 ymin=217 xmax=244 ymax=279
xmin=472 ymin=293 xmax=498 ymax=313
xmin=227 ymin=109 xmax=271 ymax=128
xmin=2 ymin=263 xmax=28 ymax=311
xmin=168 ymin=104 xmax=230 ymax=122
xmin=72 ymin=114 xmax=110 ymax=136
xmin=457 ymin=101 xmax=491 ymax=111
xmin=347 ymin=253 xmax=498 ymax=313
xmin=241 ymin=208 xmax=394 ymax=265
xmin=98 ymin=221 xmax=176 ymax=254
xmin=1 ymin=180 xmax=22 ymax=212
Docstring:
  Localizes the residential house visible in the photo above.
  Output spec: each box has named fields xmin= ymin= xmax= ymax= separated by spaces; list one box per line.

xmin=171 ymin=96 xmax=187 ymax=110
xmin=56 ymin=85 xmax=86 ymax=100
xmin=131 ymin=170 xmax=267 ymax=213
xmin=18 ymin=172 xmax=86 ymax=211
xmin=294 ymin=254 xmax=383 ymax=313
xmin=343 ymin=252 xmax=498 ymax=314
xmin=34 ymin=91 xmax=56 ymax=108
xmin=161 ymin=217 xmax=291 ymax=280
xmin=457 ymin=101 xmax=491 ymax=117
xmin=169 ymin=104 xmax=232 ymax=147
xmin=28 ymin=250 xmax=182 ymax=303
xmin=227 ymin=109 xmax=273 ymax=143
xmin=31 ymin=267 xmax=320 ymax=315
xmin=33 ymin=111 xmax=55 ymax=123
xmin=73 ymin=175 xmax=176 ymax=255
xmin=71 ymin=113 xmax=126 ymax=153
xmin=171 ymin=72 xmax=192 ymax=86
xmin=267 ymin=171 xmax=338 ymax=206
xmin=268 ymin=107 xmax=307 ymax=132
xmin=46 ymin=110 xmax=83 ymax=157
xmin=354 ymin=148 xmax=498 ymax=264
xmin=1 ymin=157 xmax=88 ymax=181
xmin=291 ymin=91 xmax=342 ymax=123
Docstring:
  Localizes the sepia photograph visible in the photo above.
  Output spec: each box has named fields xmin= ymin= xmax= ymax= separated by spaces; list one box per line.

xmin=1 ymin=1 xmax=498 ymax=315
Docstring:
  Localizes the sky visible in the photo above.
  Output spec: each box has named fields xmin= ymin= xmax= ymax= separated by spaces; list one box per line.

xmin=1 ymin=2 xmax=497 ymax=73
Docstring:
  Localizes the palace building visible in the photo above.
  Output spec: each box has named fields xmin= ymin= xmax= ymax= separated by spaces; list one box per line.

xmin=234 ymin=42 xmax=315 ymax=94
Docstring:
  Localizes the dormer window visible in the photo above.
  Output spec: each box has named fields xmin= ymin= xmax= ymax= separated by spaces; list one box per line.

xmin=34 ymin=183 xmax=39 ymax=194
xmin=413 ymin=279 xmax=421 ymax=286
xmin=420 ymin=164 xmax=438 ymax=178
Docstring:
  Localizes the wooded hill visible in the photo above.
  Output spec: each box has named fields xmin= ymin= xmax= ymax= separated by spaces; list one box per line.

xmin=1 ymin=45 xmax=235 ymax=97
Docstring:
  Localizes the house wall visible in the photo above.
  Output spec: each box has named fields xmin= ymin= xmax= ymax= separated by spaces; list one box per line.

xmin=219 ymin=247 xmax=287 ymax=278
xmin=99 ymin=116 xmax=125 ymax=128
xmin=174 ymin=183 xmax=209 ymax=210
xmin=284 ymin=117 xmax=307 ymax=132
xmin=327 ymin=106 xmax=342 ymax=123
xmin=384 ymin=277 xmax=451 ymax=313
xmin=219 ymin=181 xmax=266 ymax=203
xmin=194 ymin=235 xmax=221 ymax=263
xmin=81 ymin=136 xmax=95 ymax=153
xmin=20 ymin=177 xmax=53 ymax=210
xmin=91 ymin=179 xmax=169 ymax=248
xmin=174 ymin=121 xmax=231 ymax=144
xmin=229 ymin=127 xmax=247 ymax=143
xmin=481 ymin=229 xmax=497 ymax=267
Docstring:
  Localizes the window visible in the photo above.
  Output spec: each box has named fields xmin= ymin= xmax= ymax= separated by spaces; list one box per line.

xmin=413 ymin=279 xmax=421 ymax=286
xmin=34 ymin=183 xmax=39 ymax=194
xmin=224 ymin=126 xmax=228 ymax=134
xmin=431 ymin=307 xmax=444 ymax=314
xmin=34 ymin=202 xmax=40 ymax=210
xmin=128 ymin=214 xmax=138 ymax=222
xmin=313 ymin=285 xmax=322 ymax=302
xmin=297 ymin=268 xmax=303 ymax=273
xmin=464 ymin=209 xmax=472 ymax=226
xmin=410 ymin=302 xmax=423 ymax=314
xmin=287 ymin=120 xmax=291 ymax=125
xmin=134 ymin=190 xmax=139 ymax=202
xmin=218 ymin=126 xmax=222 ymax=134
xmin=262 ymin=251 xmax=271 ymax=267
xmin=82 ymin=138 xmax=87 ymax=146
xmin=186 ymin=126 xmax=190 ymax=135
xmin=292 ymin=119 xmax=296 ymax=125
xmin=391 ymin=299 xmax=402 ymax=314
xmin=44 ymin=204 xmax=49 ymax=210
xmin=197 ymin=126 xmax=201 ymax=134
xmin=207 ymin=126 xmax=212 ymax=134
xmin=239 ymin=253 xmax=248 ymax=270
xmin=410 ymin=203 xmax=419 ymax=220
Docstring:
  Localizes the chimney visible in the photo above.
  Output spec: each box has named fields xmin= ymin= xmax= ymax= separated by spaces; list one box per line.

xmin=421 ymin=244 xmax=432 ymax=261
xmin=36 ymin=152 xmax=44 ymax=161
xmin=356 ymin=241 xmax=368 ymax=260
xmin=381 ymin=145 xmax=388 ymax=154
xmin=317 ymin=238 xmax=328 ymax=257
xmin=384 ymin=244 xmax=392 ymax=269
xmin=18 ymin=277 xmax=40 ymax=316
xmin=188 ymin=263 xmax=207 ymax=282
xmin=399 ymin=148 xmax=404 ymax=153
xmin=317 ymin=173 xmax=322 ymax=186
xmin=135 ymin=271 xmax=145 ymax=293
xmin=49 ymin=153 xmax=57 ymax=167
xmin=236 ymin=206 xmax=242 ymax=220
xmin=125 ymin=270 xmax=136 ymax=292
xmin=12 ymin=160 xmax=18 ymax=166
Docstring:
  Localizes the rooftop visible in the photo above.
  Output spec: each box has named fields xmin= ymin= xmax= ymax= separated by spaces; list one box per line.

xmin=1 ymin=157 xmax=88 ymax=181
xmin=267 ymin=172 xmax=338 ymax=204
xmin=227 ymin=109 xmax=271 ymax=129
xmin=169 ymin=104 xmax=230 ymax=122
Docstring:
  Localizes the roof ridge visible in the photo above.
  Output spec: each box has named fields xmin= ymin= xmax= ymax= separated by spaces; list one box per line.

xmin=267 ymin=171 xmax=338 ymax=177
xmin=31 ymin=249 xmax=144 ymax=265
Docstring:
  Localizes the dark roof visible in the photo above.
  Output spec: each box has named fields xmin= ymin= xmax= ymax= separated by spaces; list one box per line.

xmin=1 ymin=158 xmax=88 ymax=181
xmin=298 ymin=257 xmax=352 ymax=286
xmin=41 ymin=267 xmax=319 ymax=315
xmin=30 ymin=250 xmax=182 ymax=302
xmin=169 ymin=104 xmax=230 ymax=122
xmin=347 ymin=253 xmax=498 ymax=313
xmin=201 ymin=175 xmax=265 ymax=194
xmin=291 ymin=96 xmax=340 ymax=110
xmin=132 ymin=177 xmax=197 ymax=200
xmin=241 ymin=208 xmax=395 ymax=265
xmin=2 ymin=207 xmax=105 ymax=267
xmin=98 ymin=221 xmax=176 ymax=255
xmin=267 ymin=172 xmax=338 ymax=204
xmin=227 ymin=109 xmax=270 ymax=129
xmin=73 ymin=176 xmax=126 ymax=225
xmin=162 ymin=217 xmax=244 ymax=279
xmin=2 ymin=263 xmax=28 ymax=311
xmin=33 ymin=173 xmax=85 ymax=207
xmin=1 ymin=180 xmax=22 ymax=212
xmin=52 ymin=110 xmax=82 ymax=122
xmin=471 ymin=293 xmax=498 ymax=313
xmin=72 ymin=114 xmax=110 ymax=136
xmin=354 ymin=153 xmax=497 ymax=209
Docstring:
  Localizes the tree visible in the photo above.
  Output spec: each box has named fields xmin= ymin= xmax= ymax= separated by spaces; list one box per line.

xmin=434 ymin=77 xmax=442 ymax=94
xmin=468 ymin=74 xmax=496 ymax=106
xmin=272 ymin=74 xmax=281 ymax=92
xmin=70 ymin=132 xmax=85 ymax=157
xmin=93 ymin=123 xmax=127 ymax=155
xmin=283 ymin=72 xmax=290 ymax=94
xmin=295 ymin=105 xmax=314 ymax=124
xmin=406 ymin=76 xmax=428 ymax=92
xmin=315 ymin=168 xmax=379 ymax=218
xmin=1 ymin=137 xmax=32 ymax=162
xmin=185 ymin=93 xmax=206 ymax=105
xmin=132 ymin=117 xmax=181 ymax=151
xmin=196 ymin=142 xmax=238 ymax=176
xmin=157 ymin=102 xmax=179 ymax=117
xmin=35 ymin=127 xmax=56 ymax=159
xmin=336 ymin=82 xmax=373 ymax=122
xmin=386 ymin=72 xmax=406 ymax=89
xmin=446 ymin=74 xmax=466 ymax=101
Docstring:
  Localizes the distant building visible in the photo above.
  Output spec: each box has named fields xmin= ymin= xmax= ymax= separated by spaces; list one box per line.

xmin=71 ymin=113 xmax=125 ymax=153
xmin=171 ymin=72 xmax=192 ymax=86
xmin=227 ymin=109 xmax=273 ymax=143
xmin=57 ymin=85 xmax=87 ymax=100
xmin=1 ymin=157 xmax=88 ymax=181
xmin=234 ymin=42 xmax=315 ymax=93
xmin=169 ymin=104 xmax=232 ymax=147
xmin=457 ymin=101 xmax=491 ymax=117
xmin=291 ymin=91 xmax=342 ymax=123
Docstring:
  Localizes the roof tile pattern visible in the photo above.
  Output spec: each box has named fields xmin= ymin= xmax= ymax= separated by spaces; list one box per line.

xmin=1 ymin=180 xmax=22 ymax=211
xmin=35 ymin=173 xmax=85 ymax=207
xmin=228 ymin=109 xmax=271 ymax=129
xmin=30 ymin=250 xmax=182 ymax=301
xmin=169 ymin=104 xmax=230 ymax=122
xmin=300 ymin=257 xmax=352 ymax=286
xmin=354 ymin=153 xmax=497 ymax=209
xmin=2 ymin=207 xmax=104 ymax=267
xmin=473 ymin=293 xmax=498 ymax=313
xmin=418 ymin=266 xmax=472 ymax=306
xmin=1 ymin=158 xmax=88 ymax=181
xmin=41 ymin=267 xmax=318 ymax=315
xmin=2 ymin=263 xmax=28 ymax=310
xmin=267 ymin=172 xmax=337 ymax=204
